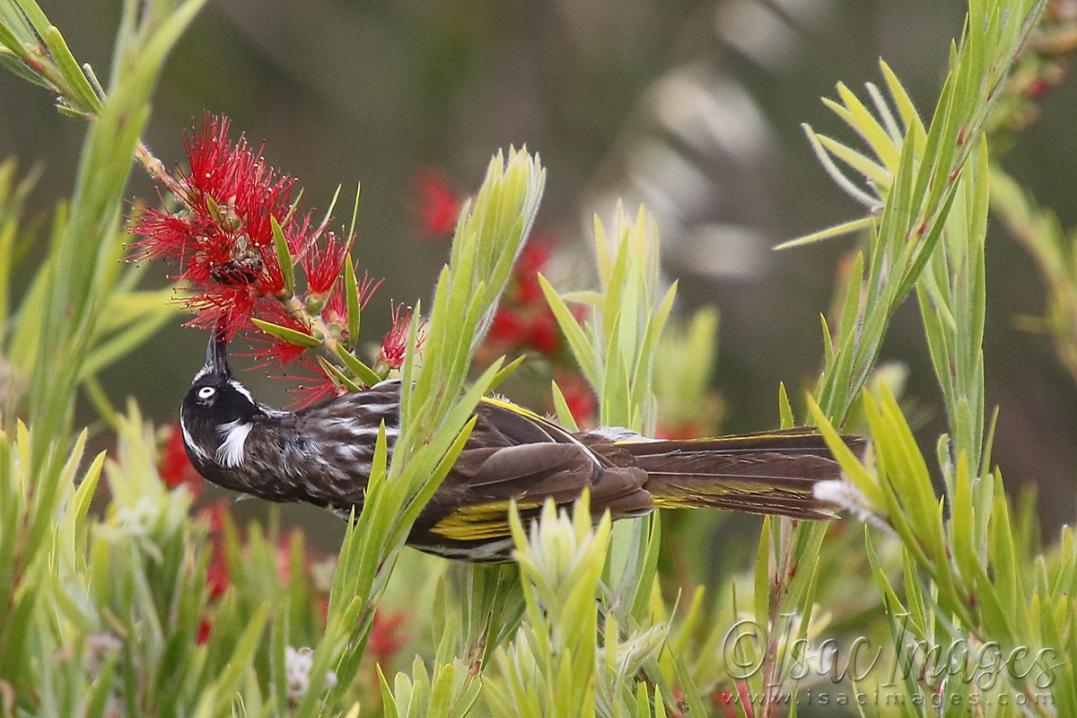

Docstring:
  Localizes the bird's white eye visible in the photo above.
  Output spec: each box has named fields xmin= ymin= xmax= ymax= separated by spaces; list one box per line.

xmin=197 ymin=386 xmax=216 ymax=400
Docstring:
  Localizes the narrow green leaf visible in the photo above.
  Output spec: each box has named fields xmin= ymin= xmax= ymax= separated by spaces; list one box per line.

xmin=775 ymin=216 xmax=874 ymax=250
xmin=550 ymin=380 xmax=581 ymax=432
xmin=42 ymin=26 xmax=101 ymax=112
xmin=252 ymin=316 xmax=322 ymax=348
xmin=271 ymin=215 xmax=295 ymax=297
xmin=344 ymin=254 xmax=361 ymax=347
xmin=336 ymin=344 xmax=381 ymax=387
xmin=317 ymin=356 xmax=363 ymax=393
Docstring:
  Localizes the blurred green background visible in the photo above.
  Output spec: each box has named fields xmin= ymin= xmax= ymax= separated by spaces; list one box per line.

xmin=2 ymin=0 xmax=1074 ymax=538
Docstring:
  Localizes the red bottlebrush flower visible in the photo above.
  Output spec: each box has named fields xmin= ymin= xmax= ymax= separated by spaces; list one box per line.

xmin=513 ymin=238 xmax=552 ymax=303
xmin=207 ymin=544 xmax=230 ymax=599
xmin=525 ymin=310 xmax=560 ymax=354
xmin=377 ymin=302 xmax=426 ymax=370
xmin=654 ymin=421 xmax=701 ymax=440
xmin=197 ymin=500 xmax=231 ymax=599
xmin=159 ymin=424 xmax=203 ymax=498
xmin=129 ymin=114 xmax=302 ymax=336
xmin=369 ymin=610 xmax=409 ymax=665
xmin=180 ymin=115 xmax=296 ymax=251
xmin=555 ymin=373 xmax=595 ymax=426
xmin=185 ymin=283 xmax=263 ymax=337
xmin=516 ymin=238 xmax=551 ymax=275
xmin=515 ymin=273 xmax=544 ymax=304
xmin=197 ymin=499 xmax=230 ymax=534
xmin=413 ymin=168 xmax=460 ymax=236
xmin=196 ymin=619 xmax=213 ymax=645
xmin=489 ymin=307 xmax=527 ymax=344
xmin=323 ymin=269 xmax=383 ymax=333
xmin=302 ymin=232 xmax=349 ymax=297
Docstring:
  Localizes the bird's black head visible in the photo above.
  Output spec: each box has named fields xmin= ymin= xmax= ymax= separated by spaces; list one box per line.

xmin=180 ymin=332 xmax=261 ymax=474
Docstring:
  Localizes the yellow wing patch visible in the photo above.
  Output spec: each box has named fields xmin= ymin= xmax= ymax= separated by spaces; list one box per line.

xmin=480 ymin=396 xmax=549 ymax=422
xmin=430 ymin=499 xmax=543 ymax=541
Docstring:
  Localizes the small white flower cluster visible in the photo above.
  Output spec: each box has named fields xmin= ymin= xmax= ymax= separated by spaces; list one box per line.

xmin=812 ymin=480 xmax=892 ymax=533
xmin=285 ymin=645 xmax=338 ymax=703
xmin=309 ymin=557 xmax=337 ymax=594
xmin=113 ymin=495 xmax=161 ymax=537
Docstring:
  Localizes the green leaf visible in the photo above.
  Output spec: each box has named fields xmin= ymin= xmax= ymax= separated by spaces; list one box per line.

xmin=335 ymin=344 xmax=381 ymax=387
xmin=251 ymin=316 xmax=322 ymax=348
xmin=550 ymin=380 xmax=580 ymax=432
xmin=316 ymin=356 xmax=363 ymax=393
xmin=271 ymin=215 xmax=295 ymax=297
xmin=344 ymin=253 xmax=361 ymax=347
xmin=41 ymin=25 xmax=101 ymax=112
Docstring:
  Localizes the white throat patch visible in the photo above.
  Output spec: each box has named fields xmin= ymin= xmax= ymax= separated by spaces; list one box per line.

xmin=216 ymin=420 xmax=254 ymax=468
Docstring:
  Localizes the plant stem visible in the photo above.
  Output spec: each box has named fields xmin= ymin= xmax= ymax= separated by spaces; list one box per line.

xmin=135 ymin=141 xmax=184 ymax=197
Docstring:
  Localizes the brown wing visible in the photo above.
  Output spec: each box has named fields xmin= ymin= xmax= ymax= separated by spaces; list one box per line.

xmin=407 ymin=401 xmax=652 ymax=560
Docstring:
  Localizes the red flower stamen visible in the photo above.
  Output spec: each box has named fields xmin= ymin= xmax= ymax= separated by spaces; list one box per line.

xmin=377 ymin=302 xmax=426 ymax=370
xmin=369 ymin=610 xmax=410 ymax=664
xmin=323 ymin=270 xmax=383 ymax=334
xmin=130 ymin=114 xmax=306 ymax=337
xmin=159 ymin=424 xmax=203 ymax=498
xmin=525 ymin=311 xmax=560 ymax=354
xmin=285 ymin=356 xmax=349 ymax=409
xmin=196 ymin=619 xmax=213 ymax=645
xmin=413 ymin=168 xmax=460 ymax=236
xmin=489 ymin=307 xmax=526 ymax=344
xmin=302 ymin=232 xmax=349 ymax=297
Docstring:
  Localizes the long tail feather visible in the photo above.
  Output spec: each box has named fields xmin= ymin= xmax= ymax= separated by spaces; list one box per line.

xmin=615 ymin=430 xmax=862 ymax=520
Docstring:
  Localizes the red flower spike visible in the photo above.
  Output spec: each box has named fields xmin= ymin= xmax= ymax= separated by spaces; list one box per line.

xmin=513 ymin=238 xmax=553 ymax=304
xmin=378 ymin=302 xmax=426 ymax=370
xmin=130 ymin=114 xmax=304 ymax=336
xmin=515 ymin=273 xmax=544 ymax=304
xmin=655 ymin=421 xmax=702 ymax=440
xmin=369 ymin=610 xmax=410 ymax=664
xmin=302 ymin=232 xmax=349 ymax=297
xmin=197 ymin=619 xmax=213 ymax=645
xmin=197 ymin=500 xmax=231 ymax=535
xmin=159 ymin=424 xmax=203 ymax=498
xmin=196 ymin=500 xmax=232 ymax=599
xmin=413 ymin=168 xmax=460 ymax=236
xmin=525 ymin=311 xmax=560 ymax=354
xmin=206 ymin=543 xmax=230 ymax=599
xmin=516 ymin=239 xmax=552 ymax=275
xmin=184 ymin=284 xmax=262 ymax=338
xmin=323 ymin=270 xmax=383 ymax=334
xmin=179 ymin=115 xmax=296 ymax=252
xmin=489 ymin=307 xmax=527 ymax=345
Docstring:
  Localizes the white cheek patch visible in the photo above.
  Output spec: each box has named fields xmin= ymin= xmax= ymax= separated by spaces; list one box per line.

xmin=216 ymin=420 xmax=254 ymax=468
xmin=180 ymin=416 xmax=209 ymax=461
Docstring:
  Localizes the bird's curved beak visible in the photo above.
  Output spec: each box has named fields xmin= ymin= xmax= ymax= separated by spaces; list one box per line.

xmin=202 ymin=328 xmax=232 ymax=379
